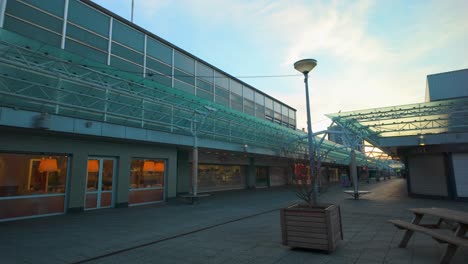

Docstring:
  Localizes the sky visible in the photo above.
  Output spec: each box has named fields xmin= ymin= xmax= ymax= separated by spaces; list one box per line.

xmin=92 ymin=0 xmax=468 ymax=132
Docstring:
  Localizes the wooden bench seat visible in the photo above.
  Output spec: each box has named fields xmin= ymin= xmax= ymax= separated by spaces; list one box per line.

xmin=179 ymin=193 xmax=211 ymax=204
xmin=343 ymin=190 xmax=370 ymax=199
xmin=389 ymin=219 xmax=468 ymax=264
xmin=389 ymin=219 xmax=468 ymax=247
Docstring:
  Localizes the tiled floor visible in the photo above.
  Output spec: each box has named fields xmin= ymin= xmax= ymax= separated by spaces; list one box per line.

xmin=1 ymin=178 xmax=467 ymax=264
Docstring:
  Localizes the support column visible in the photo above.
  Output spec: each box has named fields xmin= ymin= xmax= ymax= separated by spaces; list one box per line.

xmin=116 ymin=155 xmax=130 ymax=208
xmin=192 ymin=136 xmax=198 ymax=195
xmin=68 ymin=152 xmax=87 ymax=212
xmin=247 ymin=157 xmax=256 ymax=188
xmin=350 ymin=150 xmax=358 ymax=194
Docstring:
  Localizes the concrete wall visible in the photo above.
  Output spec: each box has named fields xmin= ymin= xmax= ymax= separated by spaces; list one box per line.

xmin=0 ymin=128 xmax=177 ymax=211
xmin=426 ymin=69 xmax=468 ymax=102
xmin=176 ymin=150 xmax=190 ymax=194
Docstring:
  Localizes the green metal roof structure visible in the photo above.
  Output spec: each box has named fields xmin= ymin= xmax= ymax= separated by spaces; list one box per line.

xmin=0 ymin=29 xmax=393 ymax=169
xmin=326 ymin=97 xmax=468 ymax=152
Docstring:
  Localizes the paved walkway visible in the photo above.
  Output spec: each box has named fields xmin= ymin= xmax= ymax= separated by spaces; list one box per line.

xmin=1 ymin=178 xmax=468 ymax=264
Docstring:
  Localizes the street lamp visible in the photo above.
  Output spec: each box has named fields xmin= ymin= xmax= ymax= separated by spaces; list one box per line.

xmin=294 ymin=58 xmax=318 ymax=203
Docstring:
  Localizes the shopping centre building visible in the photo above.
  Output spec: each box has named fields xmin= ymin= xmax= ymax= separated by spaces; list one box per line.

xmin=0 ymin=0 xmax=394 ymax=221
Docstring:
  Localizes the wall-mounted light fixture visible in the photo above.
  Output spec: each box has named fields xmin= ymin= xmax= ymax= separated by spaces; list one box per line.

xmin=418 ymin=134 xmax=425 ymax=146
xmin=243 ymin=144 xmax=248 ymax=152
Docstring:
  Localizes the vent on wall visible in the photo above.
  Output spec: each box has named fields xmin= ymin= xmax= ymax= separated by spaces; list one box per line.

xmin=33 ymin=113 xmax=51 ymax=129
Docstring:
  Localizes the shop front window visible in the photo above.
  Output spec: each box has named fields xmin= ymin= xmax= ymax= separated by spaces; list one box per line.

xmin=0 ymin=153 xmax=68 ymax=220
xmin=128 ymin=159 xmax=165 ymax=205
xmin=198 ymin=165 xmax=245 ymax=190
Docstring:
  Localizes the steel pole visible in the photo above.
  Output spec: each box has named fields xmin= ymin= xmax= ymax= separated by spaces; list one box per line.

xmin=192 ymin=133 xmax=198 ymax=196
xmin=350 ymin=150 xmax=358 ymax=194
xmin=304 ymin=73 xmax=317 ymax=204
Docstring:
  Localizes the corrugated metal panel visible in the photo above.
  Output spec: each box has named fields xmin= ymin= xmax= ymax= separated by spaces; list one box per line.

xmin=409 ymin=154 xmax=448 ymax=197
xmin=427 ymin=69 xmax=468 ymax=101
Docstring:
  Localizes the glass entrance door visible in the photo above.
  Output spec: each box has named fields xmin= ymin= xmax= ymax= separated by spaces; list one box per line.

xmin=255 ymin=167 xmax=269 ymax=187
xmin=85 ymin=158 xmax=116 ymax=210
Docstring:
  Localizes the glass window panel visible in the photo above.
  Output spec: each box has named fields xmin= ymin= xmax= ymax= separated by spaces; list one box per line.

xmin=274 ymin=101 xmax=281 ymax=112
xmin=111 ymin=42 xmax=144 ymax=66
xmin=215 ymin=86 xmax=229 ymax=98
xmin=232 ymin=102 xmax=243 ymax=112
xmin=68 ymin=0 xmax=109 ymax=36
xmin=281 ymin=105 xmax=287 ymax=116
xmin=147 ymin=69 xmax=172 ymax=87
xmin=174 ymin=80 xmax=194 ymax=94
xmin=110 ymin=56 xmax=143 ymax=75
xmin=65 ymin=39 xmax=107 ymax=64
xmin=243 ymin=87 xmax=254 ymax=100
xmin=6 ymin=1 xmax=63 ymax=33
xmin=230 ymin=80 xmax=242 ymax=95
xmin=146 ymin=57 xmax=172 ymax=76
xmin=197 ymin=79 xmax=214 ymax=93
xmin=265 ymin=97 xmax=273 ymax=109
xmin=112 ymin=20 xmax=144 ymax=51
xmin=197 ymin=63 xmax=213 ymax=83
xmin=4 ymin=16 xmax=61 ymax=47
xmin=231 ymin=93 xmax=243 ymax=112
xmin=244 ymin=99 xmax=254 ymax=108
xmin=289 ymin=109 xmax=295 ymax=118
xmin=255 ymin=92 xmax=264 ymax=105
xmin=274 ymin=112 xmax=282 ymax=122
xmin=174 ymin=69 xmax=195 ymax=86
xmin=244 ymin=100 xmax=255 ymax=116
xmin=197 ymin=89 xmax=213 ymax=101
xmin=66 ymin=24 xmax=108 ymax=51
xmin=214 ymin=71 xmax=228 ymax=89
xmin=20 ymin=0 xmax=65 ymax=17
xmin=198 ymin=165 xmax=244 ymax=189
xmin=255 ymin=104 xmax=265 ymax=118
xmin=289 ymin=117 xmax=295 ymax=126
xmin=231 ymin=93 xmax=243 ymax=104
xmin=129 ymin=159 xmax=165 ymax=189
xmin=265 ymin=108 xmax=274 ymax=118
xmin=174 ymin=51 xmax=195 ymax=74
xmin=215 ymin=95 xmax=229 ymax=107
xmin=146 ymin=37 xmax=172 ymax=65
xmin=0 ymin=153 xmax=68 ymax=197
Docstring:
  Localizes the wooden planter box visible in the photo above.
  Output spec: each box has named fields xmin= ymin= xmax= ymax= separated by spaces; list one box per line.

xmin=281 ymin=203 xmax=343 ymax=253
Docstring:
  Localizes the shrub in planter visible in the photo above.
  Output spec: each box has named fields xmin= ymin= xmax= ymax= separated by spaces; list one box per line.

xmin=280 ymin=203 xmax=343 ymax=252
xmin=281 ymin=158 xmax=343 ymax=253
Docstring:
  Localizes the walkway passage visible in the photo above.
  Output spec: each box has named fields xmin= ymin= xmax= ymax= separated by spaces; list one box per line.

xmin=1 ymin=178 xmax=467 ymax=264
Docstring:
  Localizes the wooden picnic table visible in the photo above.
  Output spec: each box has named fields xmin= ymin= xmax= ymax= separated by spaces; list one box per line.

xmin=389 ymin=207 xmax=468 ymax=264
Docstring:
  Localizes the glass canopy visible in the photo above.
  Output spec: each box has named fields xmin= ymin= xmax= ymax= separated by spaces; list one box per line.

xmin=0 ymin=29 xmax=392 ymax=169
xmin=326 ymin=97 xmax=468 ymax=146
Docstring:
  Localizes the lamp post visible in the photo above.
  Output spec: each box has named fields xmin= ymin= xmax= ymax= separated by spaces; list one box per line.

xmin=294 ymin=59 xmax=318 ymax=204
